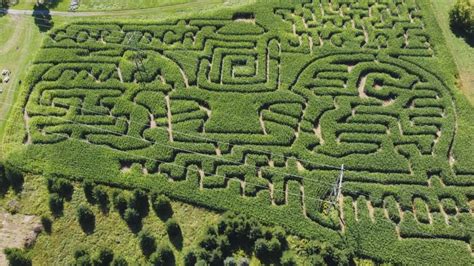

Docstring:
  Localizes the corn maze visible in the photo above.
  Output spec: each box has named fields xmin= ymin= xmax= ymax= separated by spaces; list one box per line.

xmin=6 ymin=0 xmax=474 ymax=263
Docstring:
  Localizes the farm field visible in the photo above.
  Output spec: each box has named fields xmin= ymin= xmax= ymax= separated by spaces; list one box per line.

xmin=1 ymin=0 xmax=474 ymax=265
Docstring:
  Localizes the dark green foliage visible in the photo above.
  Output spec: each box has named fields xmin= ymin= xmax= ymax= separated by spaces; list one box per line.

xmin=149 ymin=244 xmax=175 ymax=266
xmin=49 ymin=193 xmax=63 ymax=217
xmin=93 ymin=186 xmax=110 ymax=212
xmin=111 ymin=256 xmax=128 ymax=266
xmin=83 ymin=180 xmax=95 ymax=203
xmin=450 ymin=0 xmax=474 ymax=36
xmin=191 ymin=212 xmax=289 ymax=264
xmin=112 ymin=190 xmax=128 ymax=217
xmin=138 ymin=230 xmax=156 ymax=257
xmin=95 ymin=248 xmax=114 ymax=266
xmin=41 ymin=215 xmax=52 ymax=234
xmin=166 ymin=218 xmax=183 ymax=250
xmin=128 ymin=189 xmax=149 ymax=217
xmin=183 ymin=250 xmax=197 ymax=266
xmin=47 ymin=177 xmax=74 ymax=200
xmin=0 ymin=163 xmax=8 ymax=196
xmin=4 ymin=166 xmax=24 ymax=194
xmin=280 ymin=251 xmax=297 ymax=266
xmin=123 ymin=208 xmax=141 ymax=233
xmin=151 ymin=193 xmax=173 ymax=221
xmin=77 ymin=205 xmax=95 ymax=234
xmin=4 ymin=248 xmax=32 ymax=266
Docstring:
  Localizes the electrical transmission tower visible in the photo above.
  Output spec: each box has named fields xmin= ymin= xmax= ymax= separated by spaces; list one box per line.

xmin=328 ymin=164 xmax=344 ymax=208
xmin=124 ymin=32 xmax=147 ymax=86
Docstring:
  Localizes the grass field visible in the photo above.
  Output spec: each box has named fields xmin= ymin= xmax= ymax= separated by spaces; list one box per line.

xmin=431 ymin=0 xmax=474 ymax=104
xmin=8 ymin=0 xmax=231 ymax=11
xmin=1 ymin=0 xmax=474 ymax=264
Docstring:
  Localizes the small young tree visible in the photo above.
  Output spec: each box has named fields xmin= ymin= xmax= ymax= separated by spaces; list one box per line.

xmin=112 ymin=191 xmax=128 ymax=217
xmin=151 ymin=193 xmax=173 ymax=220
xmin=93 ymin=186 xmax=109 ymax=212
xmin=123 ymin=208 xmax=141 ymax=232
xmin=111 ymin=256 xmax=128 ymax=266
xmin=149 ymin=244 xmax=174 ymax=266
xmin=95 ymin=248 xmax=114 ymax=266
xmin=129 ymin=189 xmax=149 ymax=217
xmin=4 ymin=248 xmax=31 ymax=266
xmin=77 ymin=205 xmax=95 ymax=234
xmin=138 ymin=230 xmax=157 ymax=257
xmin=49 ymin=193 xmax=64 ymax=216
xmin=41 ymin=215 xmax=52 ymax=234
xmin=83 ymin=180 xmax=95 ymax=203
xmin=450 ymin=0 xmax=474 ymax=36
xmin=165 ymin=219 xmax=181 ymax=237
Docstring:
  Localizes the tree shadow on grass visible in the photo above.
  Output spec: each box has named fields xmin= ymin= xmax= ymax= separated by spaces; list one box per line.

xmin=32 ymin=4 xmax=53 ymax=32
xmin=450 ymin=23 xmax=474 ymax=47
xmin=169 ymin=229 xmax=183 ymax=251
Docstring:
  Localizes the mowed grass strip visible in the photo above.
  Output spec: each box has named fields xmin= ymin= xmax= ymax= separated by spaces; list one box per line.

xmin=430 ymin=0 xmax=474 ymax=104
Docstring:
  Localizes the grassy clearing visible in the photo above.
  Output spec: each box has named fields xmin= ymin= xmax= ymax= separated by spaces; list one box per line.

xmin=0 ymin=15 xmax=46 ymax=151
xmin=78 ymin=0 xmax=192 ymax=11
xmin=0 ymin=175 xmax=221 ymax=264
xmin=430 ymin=0 xmax=474 ymax=104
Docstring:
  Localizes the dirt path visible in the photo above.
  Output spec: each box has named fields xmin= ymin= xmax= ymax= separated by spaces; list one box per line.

xmin=0 ymin=210 xmax=41 ymax=265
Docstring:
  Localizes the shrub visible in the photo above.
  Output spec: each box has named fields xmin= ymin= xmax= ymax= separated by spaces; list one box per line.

xmin=49 ymin=193 xmax=63 ymax=216
xmin=123 ymin=208 xmax=141 ymax=232
xmin=151 ymin=193 xmax=173 ymax=220
xmin=138 ymin=230 xmax=156 ymax=257
xmin=4 ymin=166 xmax=24 ymax=194
xmin=96 ymin=248 xmax=114 ymax=266
xmin=4 ymin=248 xmax=31 ymax=266
xmin=112 ymin=191 xmax=128 ymax=217
xmin=93 ymin=186 xmax=109 ymax=211
xmin=83 ymin=180 xmax=95 ymax=203
xmin=165 ymin=219 xmax=181 ymax=237
xmin=183 ymin=250 xmax=197 ymax=266
xmin=129 ymin=189 xmax=149 ymax=217
xmin=41 ymin=215 xmax=52 ymax=234
xmin=47 ymin=178 xmax=74 ymax=200
xmin=450 ymin=0 xmax=474 ymax=36
xmin=149 ymin=244 xmax=175 ymax=266
xmin=111 ymin=256 xmax=128 ymax=266
xmin=77 ymin=205 xmax=95 ymax=234
xmin=280 ymin=251 xmax=297 ymax=266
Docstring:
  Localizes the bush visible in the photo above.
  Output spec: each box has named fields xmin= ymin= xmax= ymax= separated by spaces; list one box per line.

xmin=49 ymin=193 xmax=63 ymax=216
xmin=280 ymin=251 xmax=297 ymax=266
xmin=4 ymin=248 xmax=31 ymax=266
xmin=450 ymin=0 xmax=474 ymax=36
xmin=183 ymin=250 xmax=197 ymax=266
xmin=138 ymin=230 xmax=156 ymax=257
xmin=47 ymin=178 xmax=74 ymax=200
xmin=74 ymin=249 xmax=92 ymax=266
xmin=93 ymin=186 xmax=109 ymax=212
xmin=151 ymin=193 xmax=173 ymax=220
xmin=77 ymin=205 xmax=95 ymax=234
xmin=111 ymin=256 xmax=128 ymax=266
xmin=129 ymin=189 xmax=149 ymax=217
xmin=83 ymin=180 xmax=95 ymax=203
xmin=5 ymin=166 xmax=24 ymax=194
xmin=165 ymin=219 xmax=181 ymax=237
xmin=112 ymin=191 xmax=128 ymax=217
xmin=123 ymin=208 xmax=141 ymax=232
xmin=149 ymin=244 xmax=175 ymax=266
xmin=96 ymin=248 xmax=114 ymax=266
xmin=41 ymin=215 xmax=52 ymax=234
